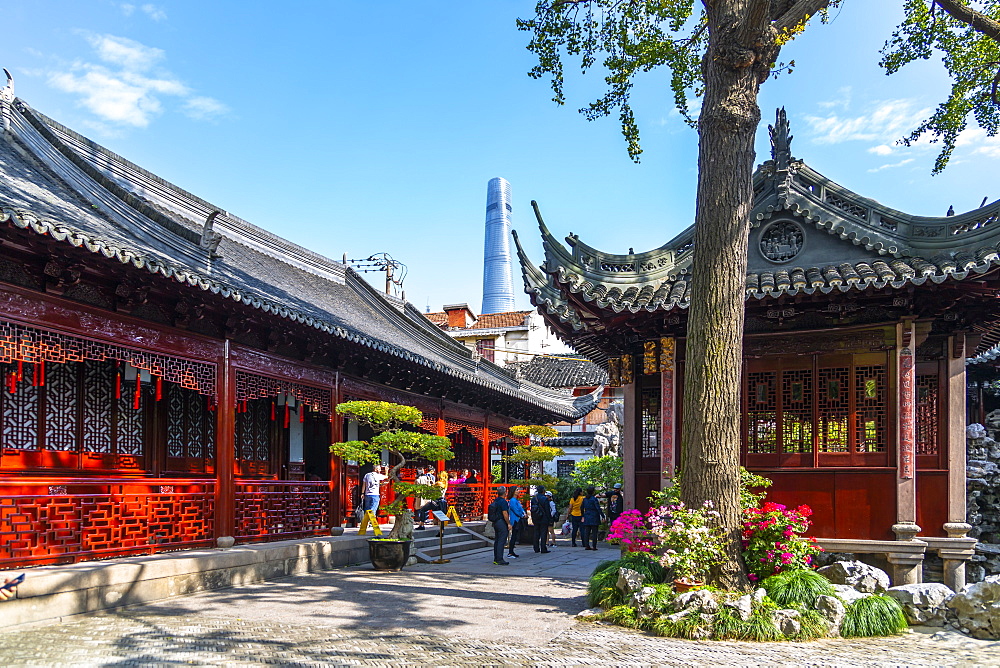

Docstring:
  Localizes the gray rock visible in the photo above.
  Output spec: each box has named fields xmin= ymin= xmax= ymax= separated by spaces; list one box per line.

xmin=832 ymin=584 xmax=872 ymax=605
xmin=887 ymin=583 xmax=955 ymax=627
xmin=947 ymin=576 xmax=1000 ymax=640
xmin=818 ymin=560 xmax=890 ymax=593
xmin=666 ymin=609 xmax=693 ymax=624
xmin=576 ymin=607 xmax=603 ymax=618
xmin=968 ymin=423 xmax=987 ymax=440
xmin=752 ymin=587 xmax=768 ymax=604
xmin=772 ymin=609 xmax=802 ymax=636
xmin=674 ymin=589 xmax=719 ymax=614
xmin=724 ymin=594 xmax=753 ymax=621
xmin=616 ymin=567 xmax=645 ymax=596
xmin=815 ymin=595 xmax=845 ymax=636
xmin=632 ymin=585 xmax=658 ymax=616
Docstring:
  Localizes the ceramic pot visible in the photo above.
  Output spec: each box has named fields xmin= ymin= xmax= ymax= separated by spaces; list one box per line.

xmin=673 ymin=578 xmax=705 ymax=593
xmin=368 ymin=539 xmax=412 ymax=571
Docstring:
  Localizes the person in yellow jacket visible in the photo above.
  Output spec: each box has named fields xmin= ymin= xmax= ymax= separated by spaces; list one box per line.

xmin=568 ymin=487 xmax=584 ymax=547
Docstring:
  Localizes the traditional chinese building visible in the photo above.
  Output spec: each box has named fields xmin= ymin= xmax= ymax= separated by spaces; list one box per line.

xmin=516 ymin=109 xmax=1000 ymax=585
xmin=0 ymin=85 xmax=597 ymax=569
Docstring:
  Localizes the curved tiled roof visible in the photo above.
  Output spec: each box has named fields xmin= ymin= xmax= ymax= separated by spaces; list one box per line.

xmin=512 ymin=354 xmax=608 ymax=389
xmin=515 ymin=112 xmax=1000 ymax=338
xmin=0 ymin=97 xmax=599 ymax=422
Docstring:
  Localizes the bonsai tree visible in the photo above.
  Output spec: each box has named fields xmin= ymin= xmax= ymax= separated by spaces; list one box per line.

xmin=505 ymin=424 xmax=562 ymax=486
xmin=330 ymin=400 xmax=453 ymax=541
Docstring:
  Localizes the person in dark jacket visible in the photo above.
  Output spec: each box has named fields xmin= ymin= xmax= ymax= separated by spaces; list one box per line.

xmin=606 ymin=482 xmax=624 ymax=527
xmin=581 ymin=486 xmax=603 ymax=550
xmin=530 ymin=485 xmax=552 ymax=554
xmin=488 ymin=487 xmax=511 ymax=565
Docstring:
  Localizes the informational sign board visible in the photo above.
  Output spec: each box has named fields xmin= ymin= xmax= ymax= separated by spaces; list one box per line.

xmin=431 ymin=510 xmax=449 ymax=523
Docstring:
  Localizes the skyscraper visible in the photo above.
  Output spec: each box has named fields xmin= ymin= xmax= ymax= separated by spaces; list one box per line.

xmin=481 ymin=177 xmax=516 ymax=314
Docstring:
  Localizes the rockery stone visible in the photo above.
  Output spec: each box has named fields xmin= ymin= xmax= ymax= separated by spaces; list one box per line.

xmin=947 ymin=576 xmax=1000 ymax=640
xmin=818 ymin=560 xmax=890 ymax=593
xmin=886 ymin=583 xmax=955 ymax=627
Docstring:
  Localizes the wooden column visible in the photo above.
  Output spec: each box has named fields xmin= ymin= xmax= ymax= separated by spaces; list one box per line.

xmin=436 ymin=414 xmax=446 ymax=475
xmin=214 ymin=339 xmax=236 ymax=543
xmin=660 ymin=337 xmax=677 ymax=485
xmin=623 ymin=381 xmax=638 ymax=512
xmin=946 ymin=335 xmax=969 ymax=527
xmin=329 ymin=372 xmax=342 ymax=528
xmin=891 ymin=320 xmax=922 ymax=584
xmin=481 ymin=418 xmax=491 ymax=518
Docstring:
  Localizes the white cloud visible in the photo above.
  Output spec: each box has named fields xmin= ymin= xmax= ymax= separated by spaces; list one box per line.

xmin=184 ymin=96 xmax=228 ymax=120
xmin=85 ymin=34 xmax=163 ymax=71
xmin=141 ymin=4 xmax=167 ymax=21
xmin=45 ymin=33 xmax=226 ymax=129
xmin=120 ymin=3 xmax=135 ymax=16
xmin=955 ymin=127 xmax=1000 ymax=159
xmin=805 ymin=99 xmax=931 ymax=146
xmin=868 ymin=144 xmax=894 ymax=156
xmin=867 ymin=158 xmax=914 ymax=173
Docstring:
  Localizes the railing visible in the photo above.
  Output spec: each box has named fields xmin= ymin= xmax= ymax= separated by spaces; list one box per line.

xmin=234 ymin=480 xmax=331 ymax=542
xmin=0 ymin=477 xmax=216 ymax=568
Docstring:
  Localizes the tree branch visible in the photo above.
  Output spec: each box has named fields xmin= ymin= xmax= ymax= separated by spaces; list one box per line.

xmin=935 ymin=0 xmax=1000 ymax=42
xmin=772 ymin=0 xmax=830 ymax=32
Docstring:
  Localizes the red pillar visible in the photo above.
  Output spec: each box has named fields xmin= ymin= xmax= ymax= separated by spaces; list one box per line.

xmin=214 ymin=340 xmax=236 ymax=541
xmin=329 ymin=372 xmax=342 ymax=528
xmin=481 ymin=419 xmax=491 ymax=516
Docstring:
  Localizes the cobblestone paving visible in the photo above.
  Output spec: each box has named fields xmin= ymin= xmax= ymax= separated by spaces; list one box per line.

xmin=2 ymin=612 xmax=998 ymax=667
xmin=2 ymin=538 xmax=998 ymax=666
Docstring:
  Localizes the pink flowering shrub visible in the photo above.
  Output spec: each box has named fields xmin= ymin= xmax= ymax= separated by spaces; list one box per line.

xmin=741 ymin=502 xmax=822 ymax=581
xmin=607 ymin=509 xmax=654 ymax=552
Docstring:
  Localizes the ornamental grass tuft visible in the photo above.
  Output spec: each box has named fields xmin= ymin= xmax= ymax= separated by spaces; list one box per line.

xmin=840 ymin=594 xmax=908 ymax=638
xmin=587 ymin=552 xmax=668 ymax=607
xmin=599 ymin=604 xmax=639 ymax=628
xmin=762 ymin=568 xmax=836 ymax=609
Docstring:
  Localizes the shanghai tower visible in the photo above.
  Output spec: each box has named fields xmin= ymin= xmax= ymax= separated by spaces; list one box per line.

xmin=481 ymin=177 xmax=516 ymax=314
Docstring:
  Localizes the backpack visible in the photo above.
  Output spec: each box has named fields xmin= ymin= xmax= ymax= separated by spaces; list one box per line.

xmin=531 ymin=495 xmax=550 ymax=524
xmin=487 ymin=498 xmax=503 ymax=523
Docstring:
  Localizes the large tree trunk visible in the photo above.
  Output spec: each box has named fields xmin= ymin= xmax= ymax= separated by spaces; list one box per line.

xmin=679 ymin=0 xmax=778 ymax=590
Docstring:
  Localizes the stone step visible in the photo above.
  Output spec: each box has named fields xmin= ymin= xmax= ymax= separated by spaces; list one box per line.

xmin=415 ymin=538 xmax=490 ymax=561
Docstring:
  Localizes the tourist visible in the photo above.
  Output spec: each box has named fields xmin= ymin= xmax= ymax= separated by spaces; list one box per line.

xmin=361 ymin=465 xmax=388 ymax=517
xmin=487 ymin=488 xmax=511 ymax=565
xmin=606 ymin=482 xmax=624 ymax=529
xmin=465 ymin=469 xmax=479 ymax=484
xmin=506 ymin=486 xmax=524 ymax=559
xmin=581 ymin=486 xmax=602 ymax=550
xmin=413 ymin=467 xmax=435 ymax=529
xmin=458 ymin=468 xmax=471 ymax=484
xmin=530 ymin=485 xmax=553 ymax=553
xmin=448 ymin=470 xmax=459 ymax=485
xmin=568 ymin=487 xmax=584 ymax=547
xmin=545 ymin=491 xmax=558 ymax=547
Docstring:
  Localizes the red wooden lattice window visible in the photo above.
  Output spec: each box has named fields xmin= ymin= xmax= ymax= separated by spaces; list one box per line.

xmin=236 ymin=398 xmax=273 ymax=475
xmin=743 ymin=354 xmax=889 ymax=468
xmin=640 ymin=388 xmax=660 ymax=460
xmin=916 ymin=373 xmax=939 ymax=457
xmin=1 ymin=360 xmax=151 ymax=470
xmin=165 ymin=383 xmax=216 ymax=473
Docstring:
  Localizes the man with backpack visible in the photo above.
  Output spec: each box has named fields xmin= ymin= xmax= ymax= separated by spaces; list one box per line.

xmin=530 ymin=485 xmax=554 ymax=554
xmin=487 ymin=487 xmax=511 ymax=565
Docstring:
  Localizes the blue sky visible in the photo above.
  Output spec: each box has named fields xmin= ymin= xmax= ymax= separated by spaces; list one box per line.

xmin=4 ymin=2 xmax=999 ymax=313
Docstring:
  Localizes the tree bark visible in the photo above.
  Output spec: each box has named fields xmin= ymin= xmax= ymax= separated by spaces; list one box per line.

xmin=679 ymin=0 xmax=778 ymax=590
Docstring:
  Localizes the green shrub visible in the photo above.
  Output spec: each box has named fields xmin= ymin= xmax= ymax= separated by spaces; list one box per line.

xmin=711 ymin=604 xmax=747 ymax=640
xmin=762 ymin=569 xmax=835 ymax=609
xmin=742 ymin=604 xmax=783 ymax=642
xmin=649 ymin=610 xmax=707 ymax=639
xmin=600 ymin=604 xmax=639 ymax=628
xmin=840 ymin=595 xmax=908 ymax=637
xmin=586 ymin=552 xmax=667 ymax=608
xmin=794 ymin=609 xmax=831 ymax=640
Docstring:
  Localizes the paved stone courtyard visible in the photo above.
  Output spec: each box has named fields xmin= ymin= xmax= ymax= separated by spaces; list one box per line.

xmin=2 ymin=538 xmax=999 ymax=666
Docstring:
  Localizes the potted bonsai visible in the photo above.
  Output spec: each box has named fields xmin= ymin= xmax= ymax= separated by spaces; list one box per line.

xmin=330 ymin=400 xmax=453 ymax=571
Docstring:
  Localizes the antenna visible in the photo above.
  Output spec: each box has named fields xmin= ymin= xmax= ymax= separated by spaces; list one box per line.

xmin=345 ymin=253 xmax=407 ymax=297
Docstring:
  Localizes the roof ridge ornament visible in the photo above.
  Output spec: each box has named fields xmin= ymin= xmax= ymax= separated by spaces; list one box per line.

xmin=200 ymin=210 xmax=223 ymax=257
xmin=1 ymin=68 xmax=14 ymax=133
xmin=769 ymin=107 xmax=793 ymax=172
